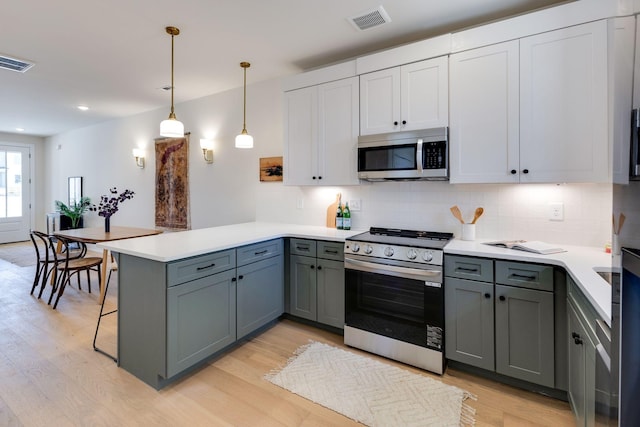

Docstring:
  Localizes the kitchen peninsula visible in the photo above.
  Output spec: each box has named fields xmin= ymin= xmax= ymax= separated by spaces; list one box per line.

xmin=100 ymin=222 xmax=612 ymax=390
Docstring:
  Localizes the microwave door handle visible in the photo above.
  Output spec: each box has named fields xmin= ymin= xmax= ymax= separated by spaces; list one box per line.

xmin=416 ymin=138 xmax=423 ymax=173
xmin=633 ymin=109 xmax=640 ymax=177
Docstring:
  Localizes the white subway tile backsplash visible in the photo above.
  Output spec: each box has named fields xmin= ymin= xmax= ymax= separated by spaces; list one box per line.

xmin=255 ymin=182 xmax=612 ymax=247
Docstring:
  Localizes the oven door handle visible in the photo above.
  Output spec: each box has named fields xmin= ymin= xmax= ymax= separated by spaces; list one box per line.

xmin=345 ymin=257 xmax=441 ymax=284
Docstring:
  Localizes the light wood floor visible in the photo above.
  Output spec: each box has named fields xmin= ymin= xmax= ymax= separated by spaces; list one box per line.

xmin=0 ymin=252 xmax=575 ymax=426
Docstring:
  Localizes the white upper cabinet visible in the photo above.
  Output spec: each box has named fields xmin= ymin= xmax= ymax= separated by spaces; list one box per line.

xmin=519 ymin=20 xmax=609 ymax=183
xmin=284 ymin=77 xmax=359 ymax=186
xmin=360 ymin=56 xmax=448 ymax=135
xmin=450 ymin=40 xmax=520 ymax=184
xmin=451 ymin=20 xmax=620 ymax=184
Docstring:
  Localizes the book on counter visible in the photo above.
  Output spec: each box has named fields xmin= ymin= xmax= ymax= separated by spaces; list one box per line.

xmin=483 ymin=240 xmax=567 ymax=255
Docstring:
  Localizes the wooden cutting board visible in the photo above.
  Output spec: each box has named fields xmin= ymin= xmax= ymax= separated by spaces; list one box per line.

xmin=326 ymin=193 xmax=341 ymax=228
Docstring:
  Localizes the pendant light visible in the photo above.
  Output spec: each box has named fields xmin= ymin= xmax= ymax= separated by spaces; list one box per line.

xmin=235 ymin=61 xmax=253 ymax=148
xmin=159 ymin=26 xmax=184 ymax=138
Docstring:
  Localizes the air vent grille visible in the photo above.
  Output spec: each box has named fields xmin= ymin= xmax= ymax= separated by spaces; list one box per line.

xmin=349 ymin=6 xmax=391 ymax=31
xmin=0 ymin=54 xmax=34 ymax=73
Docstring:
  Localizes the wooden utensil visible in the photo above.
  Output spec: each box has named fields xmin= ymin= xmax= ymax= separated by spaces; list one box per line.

xmin=450 ymin=205 xmax=464 ymax=224
xmin=471 ymin=207 xmax=484 ymax=224
xmin=618 ymin=213 xmax=626 ymax=234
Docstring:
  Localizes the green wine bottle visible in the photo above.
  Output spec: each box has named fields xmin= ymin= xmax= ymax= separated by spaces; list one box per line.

xmin=343 ymin=202 xmax=351 ymax=230
xmin=336 ymin=198 xmax=344 ymax=230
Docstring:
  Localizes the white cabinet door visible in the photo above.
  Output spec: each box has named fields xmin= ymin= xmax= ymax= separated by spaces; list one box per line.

xmin=360 ymin=57 xmax=448 ymax=136
xmin=450 ymin=40 xmax=520 ymax=183
xmin=401 ymin=56 xmax=449 ymax=131
xmin=520 ymin=21 xmax=609 ymax=183
xmin=284 ymin=77 xmax=359 ymax=186
xmin=360 ymin=67 xmax=400 ymax=135
xmin=318 ymin=77 xmax=360 ymax=185
xmin=284 ymin=86 xmax=318 ymax=185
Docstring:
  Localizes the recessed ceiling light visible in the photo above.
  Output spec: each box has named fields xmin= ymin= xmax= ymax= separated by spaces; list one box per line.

xmin=15 ymin=127 xmax=24 ymax=132
xmin=77 ymin=105 xmax=89 ymax=111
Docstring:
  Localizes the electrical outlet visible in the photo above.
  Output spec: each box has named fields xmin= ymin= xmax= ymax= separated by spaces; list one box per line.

xmin=296 ymin=198 xmax=304 ymax=209
xmin=349 ymin=199 xmax=361 ymax=211
xmin=549 ymin=202 xmax=564 ymax=221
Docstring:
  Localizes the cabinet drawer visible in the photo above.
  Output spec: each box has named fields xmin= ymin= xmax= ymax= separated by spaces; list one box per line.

xmin=445 ymin=255 xmax=493 ymax=283
xmin=237 ymin=239 xmax=283 ymax=267
xmin=167 ymin=250 xmax=236 ymax=286
xmin=317 ymin=241 xmax=344 ymax=261
xmin=290 ymin=238 xmax=317 ymax=257
xmin=495 ymin=261 xmax=553 ymax=291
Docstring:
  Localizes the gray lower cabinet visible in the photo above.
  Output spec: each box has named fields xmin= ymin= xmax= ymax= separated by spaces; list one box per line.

xmin=287 ymin=238 xmax=345 ymax=329
xmin=445 ymin=255 xmax=555 ymax=388
xmin=236 ymin=254 xmax=284 ymax=339
xmin=445 ymin=277 xmax=494 ymax=370
xmin=495 ymin=283 xmax=555 ymax=387
xmin=166 ymin=268 xmax=236 ymax=378
xmin=567 ymin=277 xmax=598 ymax=427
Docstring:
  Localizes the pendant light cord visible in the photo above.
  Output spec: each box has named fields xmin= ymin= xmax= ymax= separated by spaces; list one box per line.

xmin=242 ymin=65 xmax=247 ymax=131
xmin=170 ymin=32 xmax=175 ymax=117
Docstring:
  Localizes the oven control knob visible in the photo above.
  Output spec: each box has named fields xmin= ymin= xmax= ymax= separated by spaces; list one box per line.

xmin=406 ymin=249 xmax=417 ymax=260
xmin=364 ymin=245 xmax=373 ymax=254
xmin=351 ymin=244 xmax=360 ymax=253
xmin=384 ymin=247 xmax=394 ymax=257
xmin=422 ymin=251 xmax=433 ymax=262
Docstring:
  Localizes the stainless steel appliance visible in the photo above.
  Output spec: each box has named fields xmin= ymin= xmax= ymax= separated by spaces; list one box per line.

xmin=630 ymin=109 xmax=640 ymax=180
xmin=344 ymin=227 xmax=453 ymax=374
xmin=357 ymin=128 xmax=448 ymax=181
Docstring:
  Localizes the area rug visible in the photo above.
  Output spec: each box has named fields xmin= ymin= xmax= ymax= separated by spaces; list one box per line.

xmin=265 ymin=341 xmax=476 ymax=426
xmin=0 ymin=241 xmax=36 ymax=267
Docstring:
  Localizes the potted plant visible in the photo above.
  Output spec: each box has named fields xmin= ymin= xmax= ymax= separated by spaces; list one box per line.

xmin=55 ymin=196 xmax=92 ymax=229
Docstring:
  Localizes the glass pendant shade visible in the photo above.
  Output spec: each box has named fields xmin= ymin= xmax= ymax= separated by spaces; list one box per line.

xmin=160 ymin=117 xmax=184 ymax=138
xmin=235 ymin=129 xmax=253 ymax=149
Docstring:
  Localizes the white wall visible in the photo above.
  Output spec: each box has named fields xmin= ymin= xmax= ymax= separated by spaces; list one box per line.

xmin=43 ymin=77 xmax=613 ymax=248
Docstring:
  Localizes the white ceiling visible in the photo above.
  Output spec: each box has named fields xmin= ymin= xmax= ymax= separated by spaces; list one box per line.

xmin=1 ymin=0 xmax=570 ymax=137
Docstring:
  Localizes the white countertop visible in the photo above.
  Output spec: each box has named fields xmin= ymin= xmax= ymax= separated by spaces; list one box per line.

xmin=446 ymin=239 xmax=614 ymax=325
xmin=97 ymin=222 xmax=363 ymax=263
xmin=99 ymin=222 xmax=614 ymax=326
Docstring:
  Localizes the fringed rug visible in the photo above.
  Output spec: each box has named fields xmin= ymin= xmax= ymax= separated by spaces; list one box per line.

xmin=265 ymin=341 xmax=476 ymax=426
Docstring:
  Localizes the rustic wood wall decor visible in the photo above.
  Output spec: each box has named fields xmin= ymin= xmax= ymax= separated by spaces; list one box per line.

xmin=259 ymin=156 xmax=283 ymax=182
xmin=155 ymin=134 xmax=190 ymax=230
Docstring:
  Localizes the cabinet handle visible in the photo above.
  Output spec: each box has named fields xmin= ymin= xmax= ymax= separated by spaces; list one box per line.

xmin=231 ymin=277 xmax=237 ymax=282
xmin=510 ymin=169 xmax=517 ymax=175
xmin=254 ymin=250 xmax=268 ymax=256
xmin=312 ymin=176 xmax=317 ymax=180
xmin=484 ymin=293 xmax=491 ymax=299
xmin=238 ymin=275 xmax=244 ymax=280
xmin=196 ymin=263 xmax=216 ymax=271
xmin=318 ymin=176 xmax=322 ymax=180
xmin=456 ymin=267 xmax=479 ymax=273
xmin=522 ymin=169 xmax=529 ymax=174
xmin=574 ymin=337 xmax=583 ymax=345
xmin=402 ymin=120 xmax=407 ymax=125
xmin=571 ymin=332 xmax=580 ymax=339
xmin=317 ymin=265 xmax=322 ymax=270
xmin=324 ymin=249 xmax=338 ymax=254
xmin=296 ymin=245 xmax=310 ymax=251
xmin=310 ymin=265 xmax=315 ymax=269
xmin=394 ymin=121 xmax=398 ymax=126
xmin=509 ymin=273 xmax=536 ymax=281
xmin=499 ymin=295 xmax=506 ymax=301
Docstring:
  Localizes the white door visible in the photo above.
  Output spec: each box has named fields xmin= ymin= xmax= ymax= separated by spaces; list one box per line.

xmin=284 ymin=86 xmax=318 ymax=185
xmin=401 ymin=56 xmax=449 ymax=131
xmin=0 ymin=145 xmax=31 ymax=243
xmin=359 ymin=67 xmax=401 ymax=135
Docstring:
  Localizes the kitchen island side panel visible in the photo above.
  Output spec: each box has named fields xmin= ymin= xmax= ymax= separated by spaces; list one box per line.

xmin=117 ymin=253 xmax=167 ymax=389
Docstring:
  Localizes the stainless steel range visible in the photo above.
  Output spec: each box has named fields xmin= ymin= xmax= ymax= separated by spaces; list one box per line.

xmin=344 ymin=227 xmax=453 ymax=374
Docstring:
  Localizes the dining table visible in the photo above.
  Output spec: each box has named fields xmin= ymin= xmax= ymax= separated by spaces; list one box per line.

xmin=54 ymin=226 xmax=163 ymax=304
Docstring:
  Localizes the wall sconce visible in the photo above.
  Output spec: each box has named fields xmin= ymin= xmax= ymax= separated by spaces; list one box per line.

xmin=200 ymin=139 xmax=214 ymax=163
xmin=132 ymin=148 xmax=145 ymax=168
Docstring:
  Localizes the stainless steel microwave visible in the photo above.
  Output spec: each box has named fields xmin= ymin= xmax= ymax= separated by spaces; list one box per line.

xmin=357 ymin=127 xmax=448 ymax=181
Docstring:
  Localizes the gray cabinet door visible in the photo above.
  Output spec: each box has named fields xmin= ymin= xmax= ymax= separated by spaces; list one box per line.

xmin=236 ymin=255 xmax=284 ymax=339
xmin=316 ymin=258 xmax=344 ymax=329
xmin=166 ymin=268 xmax=236 ymax=378
xmin=289 ymin=255 xmax=317 ymax=321
xmin=444 ymin=277 xmax=495 ymax=370
xmin=495 ymin=284 xmax=555 ymax=387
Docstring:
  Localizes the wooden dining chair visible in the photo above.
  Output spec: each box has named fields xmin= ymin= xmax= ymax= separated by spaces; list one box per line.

xmin=29 ymin=231 xmax=84 ymax=299
xmin=49 ymin=235 xmax=104 ymax=309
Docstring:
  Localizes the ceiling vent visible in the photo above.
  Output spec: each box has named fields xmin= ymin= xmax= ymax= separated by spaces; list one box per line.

xmin=348 ymin=6 xmax=391 ymax=31
xmin=0 ymin=54 xmax=34 ymax=73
